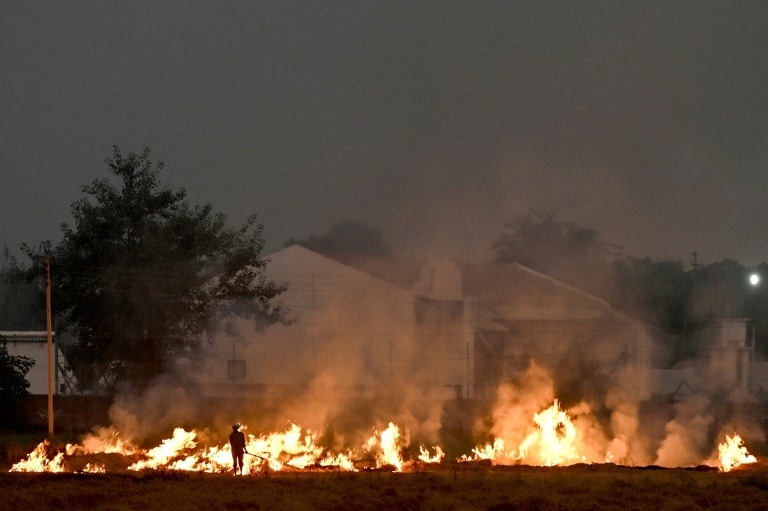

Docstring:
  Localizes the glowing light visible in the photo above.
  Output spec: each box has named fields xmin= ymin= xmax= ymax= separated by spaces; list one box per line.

xmin=750 ymin=273 xmax=760 ymax=286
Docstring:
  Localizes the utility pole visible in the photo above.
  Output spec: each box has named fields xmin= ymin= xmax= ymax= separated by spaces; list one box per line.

xmin=45 ymin=257 xmax=54 ymax=434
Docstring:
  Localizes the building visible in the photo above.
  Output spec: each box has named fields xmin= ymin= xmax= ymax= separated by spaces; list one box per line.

xmin=198 ymin=245 xmax=653 ymax=400
xmin=1 ymin=331 xmax=73 ymax=395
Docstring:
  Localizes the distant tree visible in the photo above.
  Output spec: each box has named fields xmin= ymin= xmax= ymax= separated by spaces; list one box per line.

xmin=0 ymin=340 xmax=34 ymax=428
xmin=286 ymin=219 xmax=391 ymax=257
xmin=18 ymin=146 xmax=287 ymax=390
xmin=1 ymin=244 xmax=46 ymax=329
xmin=492 ymin=209 xmax=622 ymax=298
xmin=493 ymin=210 xmax=621 ymax=271
xmin=612 ymin=257 xmax=690 ymax=330
xmin=613 ymin=257 xmax=768 ymax=362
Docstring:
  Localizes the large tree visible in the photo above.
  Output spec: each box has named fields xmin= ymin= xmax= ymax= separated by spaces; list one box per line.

xmin=20 ymin=147 xmax=286 ymax=389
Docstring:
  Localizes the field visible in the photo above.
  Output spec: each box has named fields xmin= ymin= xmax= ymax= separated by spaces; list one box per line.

xmin=3 ymin=463 xmax=768 ymax=511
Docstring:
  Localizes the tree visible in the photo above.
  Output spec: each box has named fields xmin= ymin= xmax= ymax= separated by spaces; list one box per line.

xmin=286 ymin=219 xmax=391 ymax=257
xmin=0 ymin=340 xmax=34 ymax=428
xmin=0 ymin=267 xmax=46 ymax=329
xmin=19 ymin=147 xmax=287 ymax=389
xmin=493 ymin=210 xmax=621 ymax=270
xmin=492 ymin=209 xmax=621 ymax=297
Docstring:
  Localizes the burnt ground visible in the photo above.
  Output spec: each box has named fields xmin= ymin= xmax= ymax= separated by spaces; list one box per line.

xmin=2 ymin=461 xmax=768 ymax=511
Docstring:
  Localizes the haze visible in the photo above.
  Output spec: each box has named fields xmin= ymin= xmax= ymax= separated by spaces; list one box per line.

xmin=2 ymin=1 xmax=767 ymax=264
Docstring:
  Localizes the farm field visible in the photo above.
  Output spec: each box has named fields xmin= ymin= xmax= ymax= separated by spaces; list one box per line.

xmin=2 ymin=463 xmax=768 ymax=511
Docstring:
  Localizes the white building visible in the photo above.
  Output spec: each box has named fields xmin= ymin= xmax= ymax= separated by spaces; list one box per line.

xmin=198 ymin=245 xmax=653 ymax=400
xmin=1 ymin=331 xmax=72 ymax=395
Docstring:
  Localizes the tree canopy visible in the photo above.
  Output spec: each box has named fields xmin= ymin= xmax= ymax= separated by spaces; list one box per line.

xmin=492 ymin=210 xmax=768 ymax=362
xmin=492 ymin=209 xmax=622 ymax=298
xmin=19 ymin=147 xmax=287 ymax=389
xmin=286 ymin=219 xmax=391 ymax=257
xmin=493 ymin=209 xmax=621 ymax=272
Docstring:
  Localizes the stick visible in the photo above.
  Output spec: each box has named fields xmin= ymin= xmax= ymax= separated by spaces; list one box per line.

xmin=244 ymin=451 xmax=269 ymax=461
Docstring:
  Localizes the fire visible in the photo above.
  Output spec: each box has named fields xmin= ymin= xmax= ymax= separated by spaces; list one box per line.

xmin=122 ymin=423 xmax=353 ymax=474
xmin=319 ymin=451 xmax=357 ymax=471
xmin=80 ymin=463 xmax=106 ymax=473
xmin=461 ymin=401 xmax=584 ymax=466
xmin=247 ymin=423 xmax=323 ymax=470
xmin=366 ymin=422 xmax=404 ymax=471
xmin=459 ymin=438 xmax=511 ymax=463
xmin=128 ymin=428 xmax=198 ymax=471
xmin=10 ymin=440 xmax=65 ymax=473
xmin=418 ymin=445 xmax=445 ymax=463
xmin=71 ymin=427 xmax=139 ymax=455
xmin=7 ymin=409 xmax=761 ymax=474
xmin=518 ymin=400 xmax=581 ymax=466
xmin=717 ymin=434 xmax=757 ymax=472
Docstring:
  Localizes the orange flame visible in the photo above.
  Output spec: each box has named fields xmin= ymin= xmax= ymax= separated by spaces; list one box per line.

xmin=418 ymin=445 xmax=445 ymax=463
xmin=128 ymin=428 xmax=198 ymax=471
xmin=518 ymin=400 xmax=582 ymax=466
xmin=10 ymin=441 xmax=65 ymax=473
xmin=7 ymin=410 xmax=761 ymax=474
xmin=80 ymin=463 xmax=106 ymax=473
xmin=717 ymin=434 xmax=757 ymax=472
xmin=366 ymin=422 xmax=404 ymax=471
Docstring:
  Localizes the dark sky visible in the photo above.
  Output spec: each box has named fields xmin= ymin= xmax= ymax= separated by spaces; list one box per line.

xmin=2 ymin=1 xmax=768 ymax=265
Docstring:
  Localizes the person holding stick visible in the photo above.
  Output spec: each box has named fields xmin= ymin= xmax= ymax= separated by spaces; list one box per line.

xmin=229 ymin=423 xmax=246 ymax=475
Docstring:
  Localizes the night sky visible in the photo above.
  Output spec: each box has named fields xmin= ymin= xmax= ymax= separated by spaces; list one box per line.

xmin=2 ymin=1 xmax=768 ymax=265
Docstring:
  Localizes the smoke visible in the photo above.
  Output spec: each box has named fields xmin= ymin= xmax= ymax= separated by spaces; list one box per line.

xmin=72 ymin=244 xmax=764 ymax=468
xmin=654 ymin=395 xmax=713 ymax=467
xmin=85 ymin=376 xmax=201 ymax=446
xmin=603 ymin=364 xmax=651 ymax=465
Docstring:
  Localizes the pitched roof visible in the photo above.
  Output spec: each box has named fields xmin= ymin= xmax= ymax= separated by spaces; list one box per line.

xmin=274 ymin=245 xmax=627 ymax=322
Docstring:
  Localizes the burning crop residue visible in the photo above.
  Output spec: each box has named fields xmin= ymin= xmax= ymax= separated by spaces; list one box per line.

xmin=717 ymin=434 xmax=757 ymax=472
xmin=9 ymin=401 xmax=760 ymax=475
xmin=10 ymin=440 xmax=65 ymax=473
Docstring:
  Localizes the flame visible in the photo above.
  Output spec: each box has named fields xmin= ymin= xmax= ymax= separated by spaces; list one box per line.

xmin=418 ymin=445 xmax=445 ymax=463
xmin=70 ymin=427 xmax=139 ymax=455
xmin=7 ymin=410 xmax=761 ymax=474
xmin=518 ymin=400 xmax=581 ymax=466
xmin=319 ymin=451 xmax=357 ymax=471
xmin=10 ymin=441 xmax=65 ymax=473
xmin=128 ymin=428 xmax=198 ymax=471
xmin=80 ymin=463 xmax=106 ymax=473
xmin=459 ymin=438 xmax=512 ymax=463
xmin=717 ymin=434 xmax=757 ymax=472
xmin=366 ymin=422 xmax=404 ymax=471
xmin=461 ymin=401 xmax=587 ymax=466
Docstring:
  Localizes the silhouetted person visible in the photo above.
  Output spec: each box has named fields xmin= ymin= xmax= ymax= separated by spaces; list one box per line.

xmin=229 ymin=423 xmax=246 ymax=475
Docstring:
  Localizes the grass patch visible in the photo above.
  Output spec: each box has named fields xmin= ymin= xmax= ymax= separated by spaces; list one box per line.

xmin=2 ymin=464 xmax=767 ymax=511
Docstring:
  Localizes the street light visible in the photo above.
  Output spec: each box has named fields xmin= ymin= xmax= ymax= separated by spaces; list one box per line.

xmin=749 ymin=273 xmax=760 ymax=286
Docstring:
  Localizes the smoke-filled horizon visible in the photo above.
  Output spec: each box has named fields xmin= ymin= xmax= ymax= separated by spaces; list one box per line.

xmin=3 ymin=2 xmax=768 ymax=266
xmin=78 ymin=245 xmax=763 ymax=470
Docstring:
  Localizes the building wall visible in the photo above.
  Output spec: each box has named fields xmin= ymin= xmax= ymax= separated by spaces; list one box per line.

xmin=199 ymin=246 xmax=470 ymax=397
xmin=4 ymin=338 xmax=64 ymax=395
